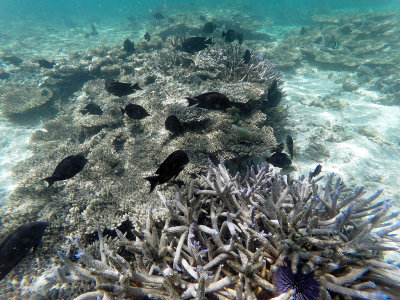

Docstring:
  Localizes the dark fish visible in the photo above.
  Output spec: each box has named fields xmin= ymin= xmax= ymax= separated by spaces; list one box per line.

xmin=182 ymin=119 xmax=210 ymax=133
xmin=243 ymin=49 xmax=251 ymax=64
xmin=237 ymin=32 xmax=244 ymax=45
xmin=0 ymin=222 xmax=48 ymax=281
xmin=203 ymin=22 xmax=215 ymax=33
xmin=123 ymin=39 xmax=135 ymax=53
xmin=266 ymin=152 xmax=292 ymax=168
xmin=165 ymin=115 xmax=184 ymax=136
xmin=271 ymin=143 xmax=284 ymax=154
xmin=186 ymin=92 xmax=232 ymax=110
xmin=222 ymin=29 xmax=236 ymax=42
xmin=90 ymin=24 xmax=98 ymax=35
xmin=38 ymin=59 xmax=55 ymax=69
xmin=314 ymin=36 xmax=323 ymax=44
xmin=145 ymin=150 xmax=189 ymax=193
xmin=84 ymin=24 xmax=98 ymax=38
xmin=310 ymin=164 xmax=322 ymax=179
xmin=120 ymin=104 xmax=149 ymax=120
xmin=0 ymin=72 xmax=10 ymax=80
xmin=144 ymin=32 xmax=151 ymax=42
xmin=105 ymin=79 xmax=141 ymax=97
xmin=145 ymin=75 xmax=156 ymax=85
xmin=42 ymin=155 xmax=88 ymax=187
xmin=81 ymin=103 xmax=103 ymax=116
xmin=266 ymin=79 xmax=283 ymax=107
xmin=2 ymin=55 xmax=23 ymax=66
xmin=286 ymin=135 xmax=294 ymax=159
xmin=153 ymin=12 xmax=164 ymax=19
xmin=180 ymin=37 xmax=213 ymax=53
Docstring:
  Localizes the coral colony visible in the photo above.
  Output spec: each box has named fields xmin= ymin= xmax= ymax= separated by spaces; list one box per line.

xmin=53 ymin=160 xmax=400 ymax=299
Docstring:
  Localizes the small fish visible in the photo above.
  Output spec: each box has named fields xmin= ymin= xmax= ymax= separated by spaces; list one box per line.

xmin=81 ymin=103 xmax=103 ymax=116
xmin=203 ymin=22 xmax=215 ymax=33
xmin=42 ymin=155 xmax=88 ymax=187
xmin=186 ymin=92 xmax=232 ymax=110
xmin=84 ymin=24 xmax=98 ymax=38
xmin=331 ymin=41 xmax=340 ymax=49
xmin=145 ymin=150 xmax=189 ymax=193
xmin=145 ymin=75 xmax=156 ymax=85
xmin=266 ymin=79 xmax=283 ymax=107
xmin=153 ymin=12 xmax=164 ymax=20
xmin=222 ymin=29 xmax=236 ymax=43
xmin=266 ymin=152 xmax=292 ymax=168
xmin=182 ymin=119 xmax=210 ymax=132
xmin=310 ymin=164 xmax=322 ymax=179
xmin=237 ymin=32 xmax=244 ymax=45
xmin=0 ymin=222 xmax=48 ymax=281
xmin=165 ymin=115 xmax=184 ymax=136
xmin=314 ymin=36 xmax=323 ymax=44
xmin=38 ymin=59 xmax=55 ymax=69
xmin=105 ymin=79 xmax=141 ymax=97
xmin=123 ymin=39 xmax=135 ymax=53
xmin=286 ymin=135 xmax=294 ymax=159
xmin=120 ymin=104 xmax=149 ymax=120
xmin=243 ymin=49 xmax=251 ymax=64
xmin=180 ymin=37 xmax=213 ymax=53
xmin=144 ymin=32 xmax=151 ymax=42
xmin=222 ymin=29 xmax=243 ymax=44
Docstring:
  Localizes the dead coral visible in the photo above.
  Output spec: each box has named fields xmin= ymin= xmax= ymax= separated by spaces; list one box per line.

xmin=53 ymin=160 xmax=400 ymax=299
xmin=1 ymin=85 xmax=53 ymax=117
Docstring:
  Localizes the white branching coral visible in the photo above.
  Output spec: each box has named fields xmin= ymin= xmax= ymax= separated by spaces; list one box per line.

xmin=53 ymin=160 xmax=400 ymax=299
xmin=200 ymin=43 xmax=282 ymax=85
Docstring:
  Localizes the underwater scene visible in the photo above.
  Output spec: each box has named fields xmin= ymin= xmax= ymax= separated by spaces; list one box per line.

xmin=0 ymin=0 xmax=400 ymax=299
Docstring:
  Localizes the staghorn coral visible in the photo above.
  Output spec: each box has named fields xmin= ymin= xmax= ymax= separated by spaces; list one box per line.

xmin=199 ymin=42 xmax=282 ymax=85
xmin=53 ymin=160 xmax=400 ymax=299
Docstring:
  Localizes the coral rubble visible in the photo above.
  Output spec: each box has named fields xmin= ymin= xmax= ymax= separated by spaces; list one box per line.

xmin=52 ymin=160 xmax=400 ymax=299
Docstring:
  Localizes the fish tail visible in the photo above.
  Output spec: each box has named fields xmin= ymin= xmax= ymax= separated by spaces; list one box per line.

xmin=132 ymin=82 xmax=141 ymax=90
xmin=145 ymin=176 xmax=160 ymax=193
xmin=120 ymin=107 xmax=125 ymax=115
xmin=222 ymin=31 xmax=226 ymax=37
xmin=186 ymin=97 xmax=197 ymax=106
xmin=42 ymin=177 xmax=55 ymax=187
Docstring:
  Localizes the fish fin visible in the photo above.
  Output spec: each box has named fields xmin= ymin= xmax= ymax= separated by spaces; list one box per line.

xmin=120 ymin=107 xmax=125 ymax=115
xmin=132 ymin=83 xmax=141 ymax=90
xmin=186 ymin=97 xmax=198 ymax=106
xmin=205 ymin=37 xmax=213 ymax=44
xmin=145 ymin=176 xmax=159 ymax=193
xmin=42 ymin=177 xmax=55 ymax=187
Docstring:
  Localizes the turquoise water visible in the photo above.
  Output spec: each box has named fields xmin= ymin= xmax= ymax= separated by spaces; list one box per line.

xmin=0 ymin=0 xmax=399 ymax=298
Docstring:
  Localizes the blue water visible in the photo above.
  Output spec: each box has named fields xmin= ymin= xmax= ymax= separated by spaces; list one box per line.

xmin=0 ymin=0 xmax=398 ymax=23
xmin=0 ymin=0 xmax=399 ymax=298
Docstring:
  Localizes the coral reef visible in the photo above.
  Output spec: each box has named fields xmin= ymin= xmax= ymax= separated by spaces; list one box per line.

xmin=263 ymin=13 xmax=400 ymax=105
xmin=200 ymin=43 xmax=281 ymax=86
xmin=0 ymin=28 xmax=282 ymax=297
xmin=49 ymin=160 xmax=400 ymax=299
xmin=0 ymin=84 xmax=53 ymax=117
